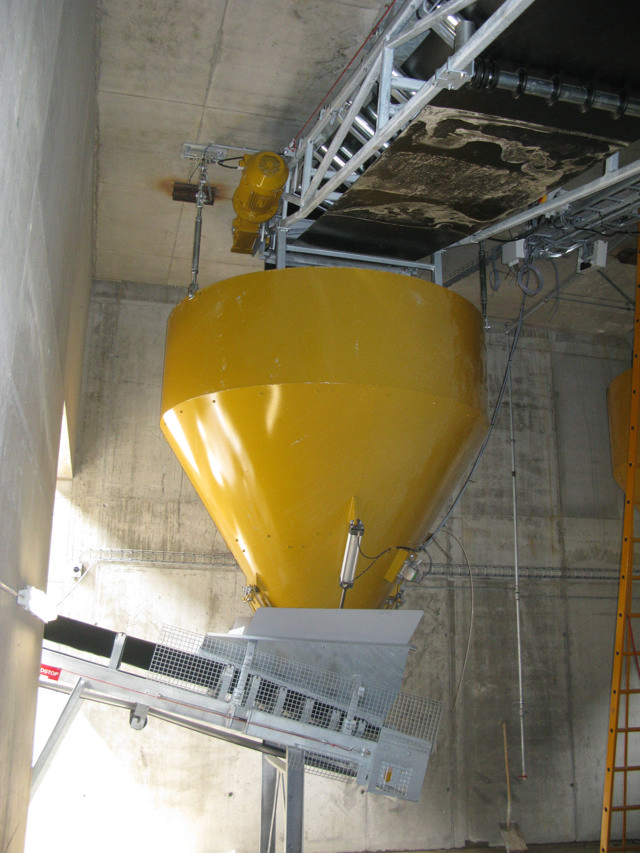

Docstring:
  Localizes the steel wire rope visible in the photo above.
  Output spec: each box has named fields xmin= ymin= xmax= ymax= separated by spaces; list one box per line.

xmin=424 ymin=293 xmax=527 ymax=545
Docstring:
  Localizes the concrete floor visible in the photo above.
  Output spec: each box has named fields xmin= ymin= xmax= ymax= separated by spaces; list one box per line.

xmin=383 ymin=846 xmax=598 ymax=853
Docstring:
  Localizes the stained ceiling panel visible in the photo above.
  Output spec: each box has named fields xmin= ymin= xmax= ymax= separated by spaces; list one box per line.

xmin=300 ymin=105 xmax=627 ymax=258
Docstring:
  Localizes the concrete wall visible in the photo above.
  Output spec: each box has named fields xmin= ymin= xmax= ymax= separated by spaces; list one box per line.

xmin=0 ymin=3 xmax=96 ymax=850
xmin=26 ymin=279 xmax=631 ymax=851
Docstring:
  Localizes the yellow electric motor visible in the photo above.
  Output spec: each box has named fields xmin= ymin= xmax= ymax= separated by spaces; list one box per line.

xmin=231 ymin=151 xmax=288 ymax=254
xmin=161 ymin=267 xmax=488 ymax=609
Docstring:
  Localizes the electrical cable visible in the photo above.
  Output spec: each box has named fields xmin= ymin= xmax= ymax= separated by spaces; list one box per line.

xmin=546 ymin=257 xmax=561 ymax=320
xmin=516 ymin=262 xmax=543 ymax=296
xmin=421 ymin=546 xmax=434 ymax=576
xmin=356 ymin=542 xmax=391 ymax=562
xmin=434 ymin=528 xmax=474 ymax=712
xmin=353 ymin=545 xmax=393 ymax=582
xmin=217 ymin=156 xmax=244 ymax=169
xmin=0 ymin=580 xmax=17 ymax=598
xmin=56 ymin=566 xmax=91 ymax=607
xmin=489 ymin=248 xmax=502 ymax=292
xmin=353 ymin=542 xmax=420 ymax=584
xmin=424 ymin=294 xmax=527 ymax=545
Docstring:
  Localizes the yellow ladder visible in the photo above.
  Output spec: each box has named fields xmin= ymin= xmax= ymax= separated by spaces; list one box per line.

xmin=601 ymin=232 xmax=640 ymax=852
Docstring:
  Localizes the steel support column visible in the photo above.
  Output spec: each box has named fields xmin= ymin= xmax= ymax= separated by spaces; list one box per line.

xmin=285 ymin=747 xmax=305 ymax=853
xmin=31 ymin=677 xmax=87 ymax=799
xmin=260 ymin=754 xmax=278 ymax=853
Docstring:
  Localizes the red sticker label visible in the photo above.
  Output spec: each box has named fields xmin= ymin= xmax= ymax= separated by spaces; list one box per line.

xmin=40 ymin=664 xmax=61 ymax=681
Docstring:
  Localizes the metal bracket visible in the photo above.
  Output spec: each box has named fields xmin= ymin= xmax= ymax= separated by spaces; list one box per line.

xmin=434 ymin=61 xmax=472 ymax=90
xmin=109 ymin=632 xmax=126 ymax=669
xmin=182 ymin=142 xmax=259 ymax=164
xmin=342 ymin=676 xmax=364 ymax=736
xmin=129 ymin=703 xmax=149 ymax=731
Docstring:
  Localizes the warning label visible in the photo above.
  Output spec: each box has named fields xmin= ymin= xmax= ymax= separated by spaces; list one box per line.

xmin=40 ymin=664 xmax=62 ymax=681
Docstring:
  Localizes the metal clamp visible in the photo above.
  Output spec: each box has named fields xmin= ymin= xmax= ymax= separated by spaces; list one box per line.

xmin=129 ymin=703 xmax=149 ymax=730
xmin=434 ymin=61 xmax=473 ymax=91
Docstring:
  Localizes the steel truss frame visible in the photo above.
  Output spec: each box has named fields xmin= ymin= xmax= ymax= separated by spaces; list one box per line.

xmin=279 ymin=0 xmax=536 ymax=229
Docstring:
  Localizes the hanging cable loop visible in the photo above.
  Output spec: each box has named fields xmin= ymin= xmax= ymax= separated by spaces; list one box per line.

xmin=517 ymin=262 xmax=543 ymax=296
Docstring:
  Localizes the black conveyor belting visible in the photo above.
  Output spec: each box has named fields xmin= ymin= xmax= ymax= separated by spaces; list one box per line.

xmin=43 ymin=616 xmax=225 ymax=690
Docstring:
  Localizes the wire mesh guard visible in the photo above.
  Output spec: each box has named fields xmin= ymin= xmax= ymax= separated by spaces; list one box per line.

xmin=150 ymin=624 xmax=441 ymax=800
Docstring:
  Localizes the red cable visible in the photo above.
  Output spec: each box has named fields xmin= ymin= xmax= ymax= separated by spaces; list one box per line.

xmin=290 ymin=0 xmax=399 ymax=149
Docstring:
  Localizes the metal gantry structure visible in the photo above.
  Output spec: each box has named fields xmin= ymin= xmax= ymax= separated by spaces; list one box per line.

xmin=182 ymin=0 xmax=640 ymax=278
xmin=601 ymin=231 xmax=640 ymax=852
xmin=270 ymin=0 xmax=640 ymax=272
xmin=270 ymin=0 xmax=539 ymax=273
xmin=279 ymin=0 xmax=536 ymax=228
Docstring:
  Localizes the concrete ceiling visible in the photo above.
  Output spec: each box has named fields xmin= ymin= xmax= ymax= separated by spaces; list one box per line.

xmin=95 ymin=0 xmax=389 ymax=288
xmin=95 ymin=0 xmax=639 ymax=338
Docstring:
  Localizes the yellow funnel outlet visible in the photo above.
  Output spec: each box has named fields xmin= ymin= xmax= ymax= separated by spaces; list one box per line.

xmin=161 ymin=267 xmax=487 ymax=609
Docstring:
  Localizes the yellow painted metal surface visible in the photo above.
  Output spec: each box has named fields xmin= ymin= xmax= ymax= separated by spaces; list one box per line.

xmin=161 ymin=267 xmax=488 ymax=609
xmin=601 ymin=240 xmax=640 ymax=853
xmin=607 ymin=367 xmax=638 ymax=497
xmin=231 ymin=151 xmax=288 ymax=254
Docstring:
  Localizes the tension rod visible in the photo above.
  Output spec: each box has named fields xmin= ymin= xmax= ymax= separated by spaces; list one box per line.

xmin=479 ymin=241 xmax=489 ymax=329
xmin=188 ymin=160 xmax=212 ymax=299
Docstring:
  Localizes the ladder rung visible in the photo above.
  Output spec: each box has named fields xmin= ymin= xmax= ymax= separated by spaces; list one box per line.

xmin=602 ymin=273 xmax=640 ymax=850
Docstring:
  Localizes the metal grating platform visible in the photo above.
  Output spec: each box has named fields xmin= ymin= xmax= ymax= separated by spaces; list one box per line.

xmin=149 ymin=623 xmax=441 ymax=800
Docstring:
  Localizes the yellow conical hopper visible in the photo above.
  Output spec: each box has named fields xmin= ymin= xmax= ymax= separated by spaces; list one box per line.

xmin=161 ymin=267 xmax=487 ymax=609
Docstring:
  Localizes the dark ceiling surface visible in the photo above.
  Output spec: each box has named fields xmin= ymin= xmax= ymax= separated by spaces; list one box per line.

xmin=298 ymin=0 xmax=640 ymax=259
